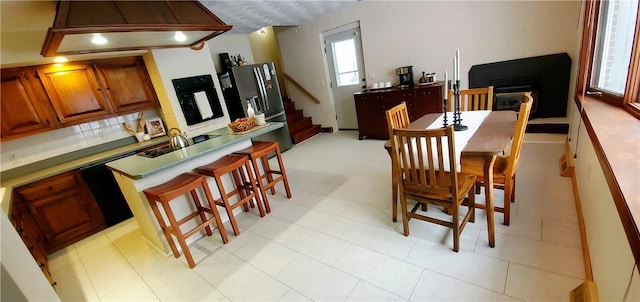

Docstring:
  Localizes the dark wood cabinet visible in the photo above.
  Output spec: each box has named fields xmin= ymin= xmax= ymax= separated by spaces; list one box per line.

xmin=13 ymin=170 xmax=106 ymax=254
xmin=10 ymin=202 xmax=55 ymax=285
xmin=37 ymin=62 xmax=115 ymax=125
xmin=0 ymin=68 xmax=58 ymax=141
xmin=94 ymin=57 xmax=159 ymax=114
xmin=354 ymin=83 xmax=444 ymax=139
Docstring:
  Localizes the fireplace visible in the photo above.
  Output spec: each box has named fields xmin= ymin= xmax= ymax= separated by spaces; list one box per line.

xmin=469 ymin=53 xmax=571 ymax=120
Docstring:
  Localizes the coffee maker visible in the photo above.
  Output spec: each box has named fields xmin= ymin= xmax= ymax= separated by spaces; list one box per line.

xmin=396 ymin=66 xmax=414 ymax=88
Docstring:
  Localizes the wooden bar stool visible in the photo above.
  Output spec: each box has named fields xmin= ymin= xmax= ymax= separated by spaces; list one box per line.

xmin=143 ymin=173 xmax=229 ymax=268
xmin=233 ymin=141 xmax=292 ymax=213
xmin=195 ymin=154 xmax=265 ymax=236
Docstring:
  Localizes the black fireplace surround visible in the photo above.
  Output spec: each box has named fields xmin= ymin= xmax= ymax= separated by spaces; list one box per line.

xmin=469 ymin=53 xmax=571 ymax=122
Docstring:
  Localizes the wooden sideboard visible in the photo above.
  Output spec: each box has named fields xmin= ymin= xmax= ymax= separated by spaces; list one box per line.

xmin=354 ymin=82 xmax=444 ymax=139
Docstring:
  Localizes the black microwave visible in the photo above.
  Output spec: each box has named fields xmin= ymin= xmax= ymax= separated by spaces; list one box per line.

xmin=171 ymin=75 xmax=225 ymax=126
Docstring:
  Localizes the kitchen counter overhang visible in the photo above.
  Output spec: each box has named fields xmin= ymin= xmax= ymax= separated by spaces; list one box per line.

xmin=106 ymin=122 xmax=284 ymax=179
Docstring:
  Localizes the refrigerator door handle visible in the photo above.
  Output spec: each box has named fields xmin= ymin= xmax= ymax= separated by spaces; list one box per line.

xmin=252 ymin=67 xmax=264 ymax=112
xmin=256 ymin=69 xmax=270 ymax=111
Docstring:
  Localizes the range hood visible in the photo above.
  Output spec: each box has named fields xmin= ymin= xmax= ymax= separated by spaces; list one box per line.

xmin=41 ymin=0 xmax=232 ymax=57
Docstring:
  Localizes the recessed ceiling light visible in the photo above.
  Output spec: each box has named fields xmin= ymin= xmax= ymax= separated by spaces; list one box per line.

xmin=174 ymin=31 xmax=187 ymax=42
xmin=53 ymin=57 xmax=68 ymax=63
xmin=91 ymin=34 xmax=108 ymax=45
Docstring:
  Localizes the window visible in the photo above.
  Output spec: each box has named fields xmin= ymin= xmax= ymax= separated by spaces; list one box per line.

xmin=578 ymin=0 xmax=640 ymax=118
xmin=331 ymin=38 xmax=359 ymax=86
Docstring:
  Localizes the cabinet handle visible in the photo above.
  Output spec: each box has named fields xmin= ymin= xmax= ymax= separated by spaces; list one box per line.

xmin=51 ymin=282 xmax=57 ymax=287
xmin=39 ymin=263 xmax=45 ymax=268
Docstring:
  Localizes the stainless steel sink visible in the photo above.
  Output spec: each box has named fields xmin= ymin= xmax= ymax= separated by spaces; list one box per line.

xmin=137 ymin=145 xmax=174 ymax=158
xmin=136 ymin=134 xmax=220 ymax=158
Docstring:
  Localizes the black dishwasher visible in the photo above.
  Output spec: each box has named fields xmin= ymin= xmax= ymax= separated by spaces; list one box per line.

xmin=80 ymin=153 xmax=135 ymax=227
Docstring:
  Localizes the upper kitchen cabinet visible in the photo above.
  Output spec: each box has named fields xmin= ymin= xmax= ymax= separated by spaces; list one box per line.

xmin=37 ymin=62 xmax=115 ymax=126
xmin=94 ymin=57 xmax=159 ymax=114
xmin=1 ymin=68 xmax=58 ymax=141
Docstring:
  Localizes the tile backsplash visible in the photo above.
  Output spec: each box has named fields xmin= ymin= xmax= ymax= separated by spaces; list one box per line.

xmin=0 ymin=110 xmax=160 ymax=171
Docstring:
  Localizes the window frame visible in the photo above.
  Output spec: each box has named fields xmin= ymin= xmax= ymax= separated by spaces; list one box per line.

xmin=576 ymin=0 xmax=640 ymax=119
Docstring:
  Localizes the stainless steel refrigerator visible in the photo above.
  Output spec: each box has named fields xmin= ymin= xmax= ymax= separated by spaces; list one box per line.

xmin=219 ymin=62 xmax=292 ymax=152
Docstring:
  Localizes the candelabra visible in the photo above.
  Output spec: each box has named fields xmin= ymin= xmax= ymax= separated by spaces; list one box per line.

xmin=442 ymin=96 xmax=449 ymax=128
xmin=453 ymin=80 xmax=467 ymax=131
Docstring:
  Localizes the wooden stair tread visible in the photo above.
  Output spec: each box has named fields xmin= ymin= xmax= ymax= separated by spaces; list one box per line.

xmin=292 ymin=125 xmax=321 ymax=144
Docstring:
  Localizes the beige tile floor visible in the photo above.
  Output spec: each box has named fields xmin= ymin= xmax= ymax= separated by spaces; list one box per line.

xmin=49 ymin=131 xmax=584 ymax=301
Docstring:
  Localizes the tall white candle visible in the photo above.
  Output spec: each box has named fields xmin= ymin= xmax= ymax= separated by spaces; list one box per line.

xmin=456 ymin=48 xmax=461 ymax=81
xmin=453 ymin=55 xmax=457 ymax=85
xmin=443 ymin=71 xmax=448 ymax=100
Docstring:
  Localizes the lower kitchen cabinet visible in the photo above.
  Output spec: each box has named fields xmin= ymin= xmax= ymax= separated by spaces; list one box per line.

xmin=10 ymin=203 xmax=55 ymax=286
xmin=12 ymin=170 xmax=106 ymax=254
xmin=354 ymin=82 xmax=444 ymax=139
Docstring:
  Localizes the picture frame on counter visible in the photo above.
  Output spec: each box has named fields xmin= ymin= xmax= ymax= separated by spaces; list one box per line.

xmin=146 ymin=117 xmax=166 ymax=137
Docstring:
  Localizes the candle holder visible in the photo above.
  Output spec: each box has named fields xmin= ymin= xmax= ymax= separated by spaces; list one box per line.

xmin=453 ymin=80 xmax=468 ymax=131
xmin=443 ymin=97 xmax=449 ymax=128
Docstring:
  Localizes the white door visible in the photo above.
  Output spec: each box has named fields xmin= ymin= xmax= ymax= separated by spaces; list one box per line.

xmin=325 ymin=26 xmax=366 ymax=130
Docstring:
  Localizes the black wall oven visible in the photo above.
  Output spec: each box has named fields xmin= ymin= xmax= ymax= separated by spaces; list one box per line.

xmin=171 ymin=75 xmax=225 ymax=126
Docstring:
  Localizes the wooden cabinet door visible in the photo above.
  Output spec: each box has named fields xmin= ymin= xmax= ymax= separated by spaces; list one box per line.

xmin=10 ymin=202 xmax=55 ymax=285
xmin=355 ymin=91 xmax=403 ymax=140
xmin=355 ymin=93 xmax=381 ymax=140
xmin=410 ymin=85 xmax=443 ymax=120
xmin=94 ymin=57 xmax=159 ymax=113
xmin=1 ymin=68 xmax=57 ymax=140
xmin=37 ymin=63 xmax=114 ymax=125
xmin=15 ymin=170 xmax=106 ymax=253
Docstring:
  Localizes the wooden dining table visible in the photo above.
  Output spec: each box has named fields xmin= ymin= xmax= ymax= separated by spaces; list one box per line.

xmin=385 ymin=110 xmax=518 ymax=248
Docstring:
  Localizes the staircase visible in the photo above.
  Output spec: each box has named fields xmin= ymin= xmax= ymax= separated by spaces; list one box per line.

xmin=284 ymin=99 xmax=322 ymax=144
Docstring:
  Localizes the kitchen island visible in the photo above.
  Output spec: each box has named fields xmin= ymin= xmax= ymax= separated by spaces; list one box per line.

xmin=107 ymin=122 xmax=285 ymax=254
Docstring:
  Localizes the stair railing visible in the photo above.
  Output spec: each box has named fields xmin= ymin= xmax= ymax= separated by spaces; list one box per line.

xmin=283 ymin=73 xmax=321 ymax=104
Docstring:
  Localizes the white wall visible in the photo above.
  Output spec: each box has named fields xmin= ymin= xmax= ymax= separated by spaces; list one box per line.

xmin=277 ymin=1 xmax=582 ymax=130
xmin=207 ymin=34 xmax=255 ymax=72
xmin=567 ymin=102 xmax=640 ymax=301
xmin=149 ymin=42 xmax=231 ymax=136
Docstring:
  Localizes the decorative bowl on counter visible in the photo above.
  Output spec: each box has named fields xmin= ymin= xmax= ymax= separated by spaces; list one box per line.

xmin=228 ymin=117 xmax=256 ymax=132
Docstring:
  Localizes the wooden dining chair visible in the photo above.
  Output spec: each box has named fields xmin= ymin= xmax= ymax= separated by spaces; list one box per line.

xmin=447 ymin=86 xmax=494 ymax=111
xmin=385 ymin=102 xmax=410 ymax=222
xmin=462 ymin=92 xmax=533 ymax=225
xmin=390 ymin=125 xmax=477 ymax=252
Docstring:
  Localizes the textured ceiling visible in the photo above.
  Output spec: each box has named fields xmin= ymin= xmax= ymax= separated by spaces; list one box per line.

xmin=201 ymin=1 xmax=358 ymax=33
